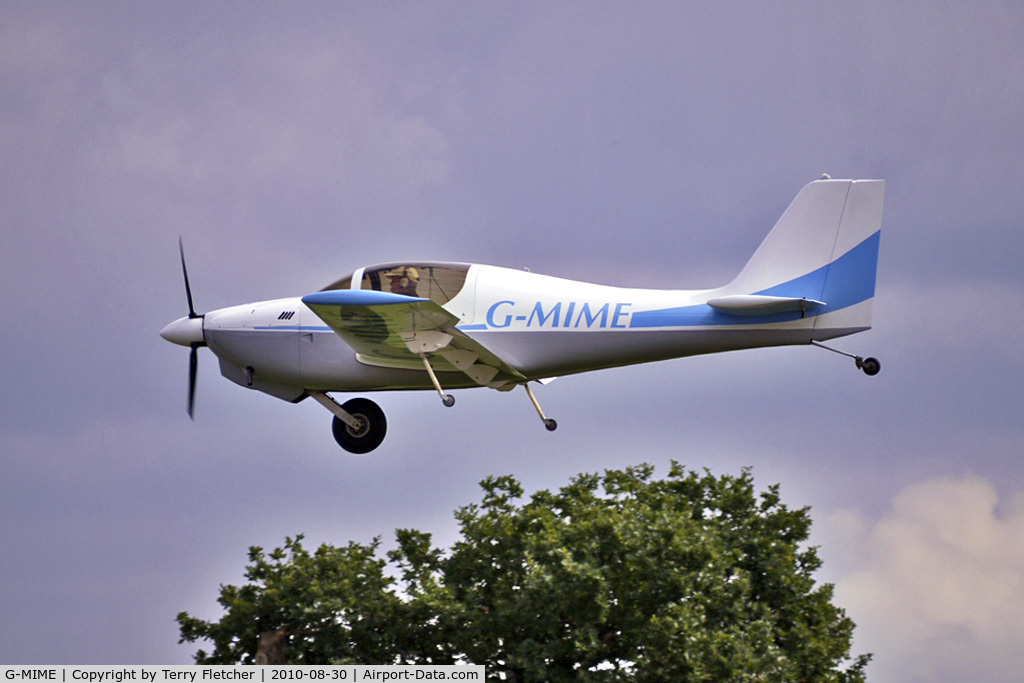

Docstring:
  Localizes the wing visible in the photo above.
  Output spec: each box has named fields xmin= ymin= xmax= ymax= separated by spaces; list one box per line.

xmin=301 ymin=289 xmax=525 ymax=390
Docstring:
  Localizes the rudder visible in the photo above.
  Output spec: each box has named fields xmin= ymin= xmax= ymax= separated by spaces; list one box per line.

xmin=813 ymin=179 xmax=884 ymax=337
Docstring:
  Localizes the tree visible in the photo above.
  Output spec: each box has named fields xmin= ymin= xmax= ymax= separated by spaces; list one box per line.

xmin=176 ymin=537 xmax=406 ymax=664
xmin=178 ymin=463 xmax=870 ymax=681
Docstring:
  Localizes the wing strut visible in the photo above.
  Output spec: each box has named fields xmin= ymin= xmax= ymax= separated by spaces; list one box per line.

xmin=524 ymin=383 xmax=557 ymax=431
xmin=420 ymin=354 xmax=456 ymax=407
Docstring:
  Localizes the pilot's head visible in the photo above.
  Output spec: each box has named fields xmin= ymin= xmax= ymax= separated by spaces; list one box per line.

xmin=386 ymin=266 xmax=419 ymax=295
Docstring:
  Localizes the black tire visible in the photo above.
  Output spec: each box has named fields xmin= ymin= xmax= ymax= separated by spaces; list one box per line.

xmin=860 ymin=357 xmax=881 ymax=376
xmin=332 ymin=398 xmax=387 ymax=454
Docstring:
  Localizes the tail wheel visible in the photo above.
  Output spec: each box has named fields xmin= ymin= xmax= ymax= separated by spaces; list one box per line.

xmin=858 ymin=357 xmax=881 ymax=376
xmin=332 ymin=398 xmax=387 ymax=454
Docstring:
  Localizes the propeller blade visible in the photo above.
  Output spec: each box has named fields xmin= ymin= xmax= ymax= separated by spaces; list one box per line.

xmin=188 ymin=344 xmax=198 ymax=420
xmin=179 ymin=237 xmax=198 ymax=319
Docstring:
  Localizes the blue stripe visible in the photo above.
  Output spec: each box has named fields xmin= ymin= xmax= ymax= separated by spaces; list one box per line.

xmin=630 ymin=230 xmax=880 ymax=329
xmin=302 ymin=290 xmax=427 ymax=307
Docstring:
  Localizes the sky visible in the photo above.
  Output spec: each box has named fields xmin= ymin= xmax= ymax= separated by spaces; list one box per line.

xmin=2 ymin=1 xmax=1023 ymax=679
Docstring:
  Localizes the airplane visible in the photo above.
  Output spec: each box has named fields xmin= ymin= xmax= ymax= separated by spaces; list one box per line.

xmin=161 ymin=176 xmax=883 ymax=454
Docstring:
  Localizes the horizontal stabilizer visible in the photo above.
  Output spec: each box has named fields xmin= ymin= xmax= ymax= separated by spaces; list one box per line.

xmin=706 ymin=295 xmax=826 ymax=317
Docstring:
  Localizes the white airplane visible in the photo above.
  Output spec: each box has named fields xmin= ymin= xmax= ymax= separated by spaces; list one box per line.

xmin=161 ymin=176 xmax=883 ymax=454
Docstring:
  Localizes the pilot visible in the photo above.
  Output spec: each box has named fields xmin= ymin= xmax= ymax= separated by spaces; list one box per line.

xmin=385 ymin=266 xmax=420 ymax=296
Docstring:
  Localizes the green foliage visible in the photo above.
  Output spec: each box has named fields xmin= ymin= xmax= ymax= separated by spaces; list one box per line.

xmin=176 ymin=536 xmax=403 ymax=664
xmin=178 ymin=463 xmax=870 ymax=681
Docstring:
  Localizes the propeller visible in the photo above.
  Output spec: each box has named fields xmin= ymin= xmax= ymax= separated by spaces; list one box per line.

xmin=160 ymin=238 xmax=206 ymax=419
xmin=180 ymin=238 xmax=202 ymax=419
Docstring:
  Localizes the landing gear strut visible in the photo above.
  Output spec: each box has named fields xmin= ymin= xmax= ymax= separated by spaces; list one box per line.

xmin=419 ymin=353 xmax=456 ymax=407
xmin=524 ymin=383 xmax=557 ymax=431
xmin=812 ymin=341 xmax=881 ymax=376
xmin=308 ymin=378 xmax=559 ymax=455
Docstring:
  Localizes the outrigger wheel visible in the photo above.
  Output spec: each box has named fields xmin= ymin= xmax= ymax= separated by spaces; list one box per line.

xmin=331 ymin=397 xmax=387 ymax=454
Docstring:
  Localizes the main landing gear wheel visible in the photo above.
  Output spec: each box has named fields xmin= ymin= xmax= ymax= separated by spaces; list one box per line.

xmin=331 ymin=398 xmax=387 ymax=454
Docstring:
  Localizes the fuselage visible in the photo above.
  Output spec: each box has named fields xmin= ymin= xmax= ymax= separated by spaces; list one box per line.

xmin=191 ymin=258 xmax=871 ymax=402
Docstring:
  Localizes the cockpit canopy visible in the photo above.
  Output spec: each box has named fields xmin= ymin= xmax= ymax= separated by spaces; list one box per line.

xmin=321 ymin=262 xmax=471 ymax=306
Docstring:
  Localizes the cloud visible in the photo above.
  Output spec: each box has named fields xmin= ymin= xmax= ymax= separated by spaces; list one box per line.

xmin=825 ymin=475 xmax=1024 ymax=682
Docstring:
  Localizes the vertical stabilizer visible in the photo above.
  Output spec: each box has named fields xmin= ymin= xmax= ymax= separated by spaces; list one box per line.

xmin=720 ymin=178 xmax=884 ymax=337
